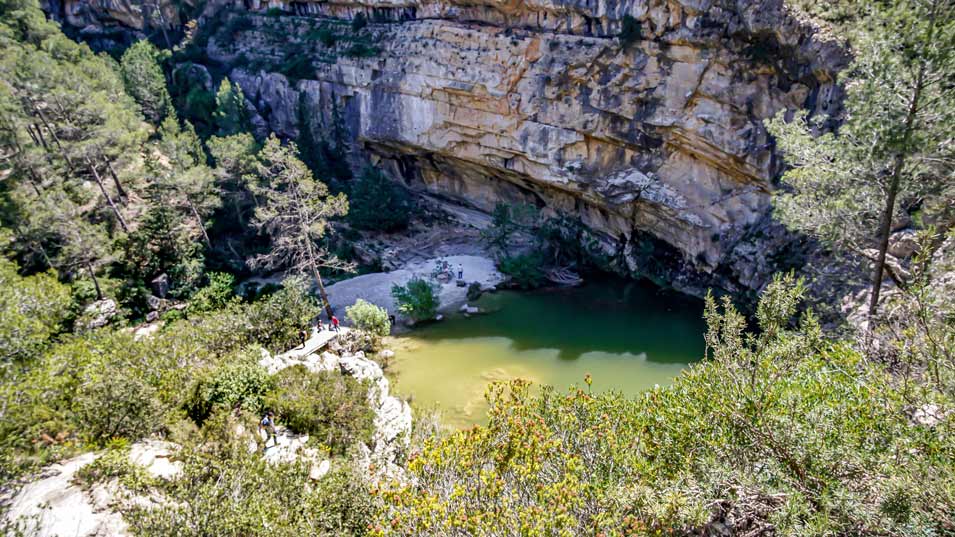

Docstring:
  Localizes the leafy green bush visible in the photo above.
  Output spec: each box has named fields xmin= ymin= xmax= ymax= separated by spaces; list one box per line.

xmin=345 ymin=298 xmax=391 ymax=337
xmin=264 ymin=365 xmax=373 ymax=455
xmin=619 ymin=15 xmax=642 ymax=46
xmin=391 ymin=277 xmax=439 ymax=323
xmin=185 ymin=353 xmax=272 ymax=424
xmin=74 ymin=368 xmax=164 ymax=444
xmin=0 ymin=259 xmax=73 ymax=364
xmin=124 ymin=443 xmax=377 ymax=536
xmin=186 ymin=272 xmax=238 ymax=316
xmin=498 ymin=252 xmax=546 ymax=289
xmin=348 ymin=168 xmax=413 ymax=231
xmin=466 ymin=281 xmax=482 ymax=301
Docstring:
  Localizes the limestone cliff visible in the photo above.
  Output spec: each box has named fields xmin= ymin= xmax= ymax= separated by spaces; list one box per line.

xmin=47 ymin=0 xmax=848 ymax=297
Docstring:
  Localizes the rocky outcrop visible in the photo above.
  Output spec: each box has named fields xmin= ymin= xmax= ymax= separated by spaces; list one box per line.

xmin=260 ymin=338 xmax=413 ymax=478
xmin=3 ymin=441 xmax=180 ymax=537
xmin=41 ymin=0 xmax=184 ymax=50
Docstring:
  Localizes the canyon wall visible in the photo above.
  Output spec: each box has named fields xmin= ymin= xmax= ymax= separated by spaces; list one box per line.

xmin=47 ymin=0 xmax=848 ymax=296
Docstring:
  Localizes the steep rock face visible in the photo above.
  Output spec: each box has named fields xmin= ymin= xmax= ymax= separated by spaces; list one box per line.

xmin=207 ymin=0 xmax=844 ymax=294
xmin=46 ymin=0 xmax=847 ymax=295
xmin=41 ymin=0 xmax=183 ymax=50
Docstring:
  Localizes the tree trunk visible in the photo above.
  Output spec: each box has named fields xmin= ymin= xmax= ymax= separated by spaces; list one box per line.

xmin=87 ymin=261 xmax=103 ymax=300
xmin=29 ymin=103 xmax=74 ymax=173
xmin=866 ymin=19 xmax=932 ymax=317
xmin=104 ymin=159 xmax=128 ymax=201
xmin=188 ymin=199 xmax=212 ymax=248
xmin=87 ymin=159 xmax=129 ymax=233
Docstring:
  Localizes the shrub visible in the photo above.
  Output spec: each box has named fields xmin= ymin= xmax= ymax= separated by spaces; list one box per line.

xmin=498 ymin=252 xmax=546 ymax=289
xmin=619 ymin=15 xmax=642 ymax=46
xmin=0 ymin=259 xmax=73 ymax=364
xmin=264 ymin=365 xmax=374 ymax=455
xmin=345 ymin=42 xmax=380 ymax=58
xmin=74 ymin=368 xmax=164 ymax=444
xmin=348 ymin=168 xmax=413 ymax=231
xmin=466 ymin=281 xmax=482 ymax=301
xmin=391 ymin=277 xmax=440 ymax=322
xmin=186 ymin=272 xmax=237 ymax=316
xmin=345 ymin=298 xmax=391 ymax=337
xmin=480 ymin=202 xmax=539 ymax=255
xmin=185 ymin=353 xmax=272 ymax=424
xmin=278 ymin=53 xmax=314 ymax=80
xmin=351 ymin=12 xmax=367 ymax=32
xmin=124 ymin=444 xmax=377 ymax=536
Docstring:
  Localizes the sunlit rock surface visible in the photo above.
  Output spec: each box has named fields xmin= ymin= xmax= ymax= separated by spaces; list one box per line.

xmin=46 ymin=0 xmax=848 ymax=296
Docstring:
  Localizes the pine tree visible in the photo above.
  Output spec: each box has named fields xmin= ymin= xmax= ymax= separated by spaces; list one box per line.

xmin=767 ymin=0 xmax=955 ymax=317
xmin=248 ymin=135 xmax=353 ymax=318
xmin=119 ymin=39 xmax=172 ymax=124
xmin=213 ymin=78 xmax=249 ymax=136
xmin=155 ymin=116 xmax=221 ymax=248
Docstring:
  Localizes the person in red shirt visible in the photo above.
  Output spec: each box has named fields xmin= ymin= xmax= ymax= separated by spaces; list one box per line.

xmin=331 ymin=315 xmax=340 ymax=332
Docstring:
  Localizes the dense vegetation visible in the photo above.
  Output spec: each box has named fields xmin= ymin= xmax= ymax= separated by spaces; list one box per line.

xmin=1 ymin=0 xmax=954 ymax=535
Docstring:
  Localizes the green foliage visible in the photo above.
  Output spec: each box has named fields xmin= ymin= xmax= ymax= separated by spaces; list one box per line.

xmin=120 ymin=204 xmax=205 ymax=307
xmin=0 ymin=276 xmax=320 ymax=479
xmin=74 ymin=367 xmax=165 ymax=443
xmin=497 ymin=252 xmax=546 ymax=289
xmin=345 ymin=42 xmax=380 ymax=58
xmin=75 ymin=445 xmax=152 ymax=491
xmin=466 ymin=281 xmax=482 ymax=301
xmin=619 ymin=15 xmax=642 ymax=46
xmin=213 ymin=78 xmax=250 ymax=136
xmin=119 ymin=39 xmax=172 ymax=124
xmin=185 ymin=352 xmax=272 ymax=425
xmin=248 ymin=136 xmax=352 ymax=313
xmin=351 ymin=12 xmax=367 ymax=32
xmin=391 ymin=277 xmax=439 ymax=322
xmin=348 ymin=168 xmax=413 ymax=231
xmin=264 ymin=365 xmax=374 ymax=455
xmin=124 ymin=440 xmax=377 ymax=536
xmin=480 ymin=202 xmax=539 ymax=256
xmin=345 ymin=298 xmax=391 ymax=337
xmin=0 ymin=258 xmax=73 ymax=364
xmin=278 ymin=51 xmax=314 ymax=80
xmin=186 ymin=272 xmax=238 ymax=316
xmin=378 ymin=275 xmax=955 ymax=535
xmin=765 ymin=0 xmax=955 ymax=312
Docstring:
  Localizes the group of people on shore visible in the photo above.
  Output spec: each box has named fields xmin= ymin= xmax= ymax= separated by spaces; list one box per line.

xmin=297 ymin=314 xmax=340 ymax=348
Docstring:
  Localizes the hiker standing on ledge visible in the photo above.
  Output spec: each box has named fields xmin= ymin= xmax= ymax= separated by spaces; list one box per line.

xmin=298 ymin=327 xmax=307 ymax=348
xmin=331 ymin=315 xmax=340 ymax=332
xmin=259 ymin=411 xmax=276 ymax=449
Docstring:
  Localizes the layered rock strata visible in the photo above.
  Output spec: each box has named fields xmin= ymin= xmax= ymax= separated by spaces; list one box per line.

xmin=47 ymin=0 xmax=848 ymax=296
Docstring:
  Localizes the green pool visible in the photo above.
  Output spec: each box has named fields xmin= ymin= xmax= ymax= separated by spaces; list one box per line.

xmin=389 ymin=278 xmax=706 ymax=427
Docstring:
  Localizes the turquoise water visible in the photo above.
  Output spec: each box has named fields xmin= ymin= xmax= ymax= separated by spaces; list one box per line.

xmin=390 ymin=278 xmax=706 ymax=426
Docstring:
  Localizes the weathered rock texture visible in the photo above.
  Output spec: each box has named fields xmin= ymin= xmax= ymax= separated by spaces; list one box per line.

xmin=47 ymin=0 xmax=848 ymax=296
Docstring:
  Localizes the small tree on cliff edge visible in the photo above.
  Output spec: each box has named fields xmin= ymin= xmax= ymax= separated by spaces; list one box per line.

xmin=248 ymin=135 xmax=353 ymax=318
xmin=767 ymin=0 xmax=954 ymax=318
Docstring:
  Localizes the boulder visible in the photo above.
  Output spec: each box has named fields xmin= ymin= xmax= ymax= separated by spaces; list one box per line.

xmin=83 ymin=299 xmax=117 ymax=329
xmin=888 ymin=230 xmax=920 ymax=259
xmin=150 ymin=273 xmax=169 ymax=298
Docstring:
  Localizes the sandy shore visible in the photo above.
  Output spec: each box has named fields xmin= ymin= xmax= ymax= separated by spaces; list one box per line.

xmin=326 ymin=255 xmax=504 ymax=323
